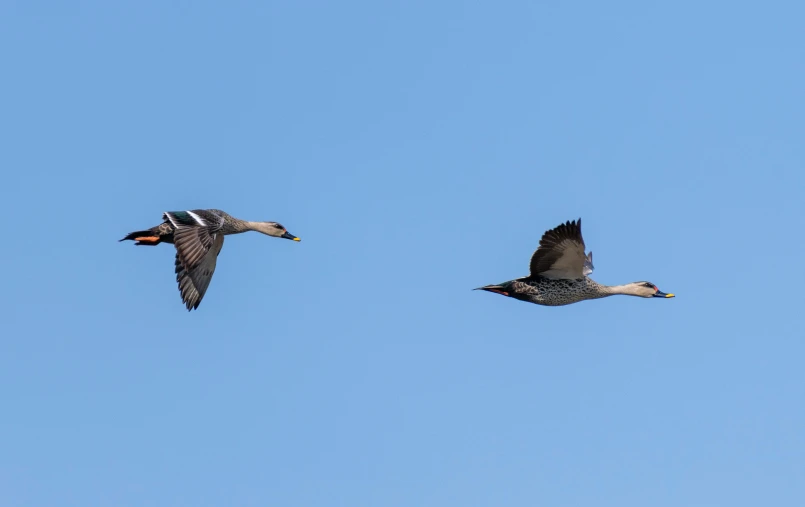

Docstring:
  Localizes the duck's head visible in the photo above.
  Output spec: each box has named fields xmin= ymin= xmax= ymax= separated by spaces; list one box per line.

xmin=625 ymin=281 xmax=674 ymax=298
xmin=252 ymin=222 xmax=301 ymax=241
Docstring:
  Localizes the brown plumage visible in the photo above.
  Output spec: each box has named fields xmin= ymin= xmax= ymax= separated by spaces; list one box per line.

xmin=477 ymin=218 xmax=675 ymax=306
xmin=529 ymin=219 xmax=587 ymax=279
xmin=121 ymin=209 xmax=300 ymax=311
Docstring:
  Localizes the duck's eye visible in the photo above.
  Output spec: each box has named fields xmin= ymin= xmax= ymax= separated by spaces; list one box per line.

xmin=273 ymin=224 xmax=284 ymax=229
xmin=643 ymin=282 xmax=654 ymax=288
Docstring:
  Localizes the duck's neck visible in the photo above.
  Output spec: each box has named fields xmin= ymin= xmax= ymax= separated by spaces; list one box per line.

xmin=244 ymin=221 xmax=262 ymax=232
xmin=601 ymin=283 xmax=641 ymax=297
xmin=242 ymin=221 xmax=276 ymax=236
xmin=225 ymin=219 xmax=254 ymax=234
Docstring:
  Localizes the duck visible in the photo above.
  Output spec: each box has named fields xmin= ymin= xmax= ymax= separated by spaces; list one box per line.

xmin=476 ymin=218 xmax=674 ymax=306
xmin=121 ymin=209 xmax=300 ymax=311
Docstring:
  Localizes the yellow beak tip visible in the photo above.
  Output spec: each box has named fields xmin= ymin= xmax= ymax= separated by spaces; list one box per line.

xmin=665 ymin=293 xmax=675 ymax=298
xmin=293 ymin=237 xmax=301 ymax=242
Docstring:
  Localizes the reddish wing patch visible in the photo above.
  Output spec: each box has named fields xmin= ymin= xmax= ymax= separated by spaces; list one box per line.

xmin=134 ymin=236 xmax=160 ymax=242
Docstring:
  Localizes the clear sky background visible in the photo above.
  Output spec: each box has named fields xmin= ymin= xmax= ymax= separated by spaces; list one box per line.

xmin=1 ymin=1 xmax=803 ymax=506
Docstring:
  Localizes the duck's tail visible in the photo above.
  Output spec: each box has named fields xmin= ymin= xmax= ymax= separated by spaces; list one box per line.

xmin=120 ymin=229 xmax=163 ymax=246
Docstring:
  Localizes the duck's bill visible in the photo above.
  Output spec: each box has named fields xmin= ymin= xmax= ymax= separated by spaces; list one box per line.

xmin=653 ymin=291 xmax=675 ymax=298
xmin=475 ymin=285 xmax=509 ymax=296
xmin=282 ymin=231 xmax=301 ymax=241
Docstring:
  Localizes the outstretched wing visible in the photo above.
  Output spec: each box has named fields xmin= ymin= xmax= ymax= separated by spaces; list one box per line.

xmin=529 ymin=218 xmax=589 ymax=280
xmin=164 ymin=210 xmax=225 ymax=273
xmin=175 ymin=233 xmax=225 ymax=311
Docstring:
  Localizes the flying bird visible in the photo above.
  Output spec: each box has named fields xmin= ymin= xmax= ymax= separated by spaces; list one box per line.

xmin=476 ymin=218 xmax=674 ymax=306
xmin=121 ymin=209 xmax=300 ymax=310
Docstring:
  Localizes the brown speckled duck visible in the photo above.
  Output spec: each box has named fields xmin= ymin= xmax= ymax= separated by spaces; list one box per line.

xmin=121 ymin=209 xmax=300 ymax=311
xmin=476 ymin=218 xmax=674 ymax=306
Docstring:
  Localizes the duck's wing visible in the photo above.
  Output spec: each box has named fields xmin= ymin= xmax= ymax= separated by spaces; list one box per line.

xmin=583 ymin=252 xmax=594 ymax=276
xmin=164 ymin=210 xmax=226 ymax=273
xmin=175 ymin=233 xmax=225 ymax=311
xmin=529 ymin=219 xmax=589 ymax=279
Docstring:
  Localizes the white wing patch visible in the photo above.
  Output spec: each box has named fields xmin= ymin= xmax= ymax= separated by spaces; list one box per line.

xmin=163 ymin=212 xmax=179 ymax=228
xmin=583 ymin=252 xmax=594 ymax=276
xmin=186 ymin=210 xmax=207 ymax=226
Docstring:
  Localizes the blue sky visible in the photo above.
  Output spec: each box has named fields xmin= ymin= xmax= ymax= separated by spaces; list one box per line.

xmin=1 ymin=1 xmax=803 ymax=505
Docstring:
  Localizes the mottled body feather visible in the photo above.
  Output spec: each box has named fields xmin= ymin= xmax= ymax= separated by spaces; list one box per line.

xmin=477 ymin=218 xmax=674 ymax=306
xmin=506 ymin=277 xmax=610 ymax=306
